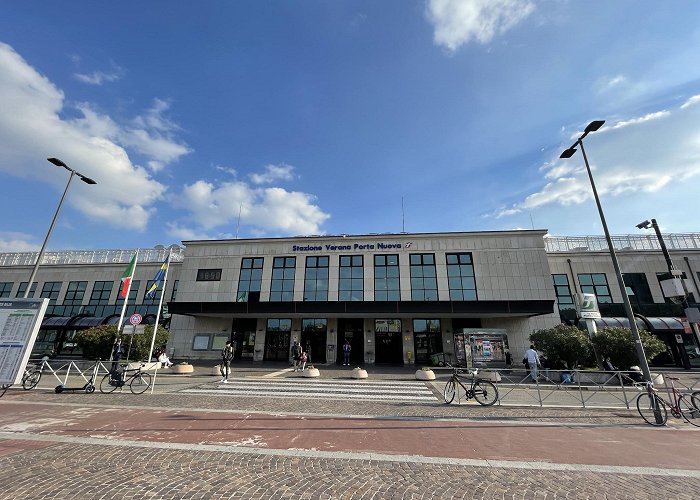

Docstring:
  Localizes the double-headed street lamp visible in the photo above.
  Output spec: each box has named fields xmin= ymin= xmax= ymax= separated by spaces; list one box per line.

xmin=560 ymin=121 xmax=654 ymax=383
xmin=23 ymin=158 xmax=97 ymax=298
xmin=637 ymin=218 xmax=698 ymax=369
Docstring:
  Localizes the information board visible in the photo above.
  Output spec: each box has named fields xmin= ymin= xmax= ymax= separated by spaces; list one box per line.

xmin=0 ymin=298 xmax=49 ymax=385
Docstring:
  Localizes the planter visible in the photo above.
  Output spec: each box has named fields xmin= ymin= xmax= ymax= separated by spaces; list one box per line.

xmin=415 ymin=369 xmax=435 ymax=381
xmin=212 ymin=365 xmax=223 ymax=376
xmin=479 ymin=371 xmax=501 ymax=382
xmin=351 ymin=368 xmax=368 ymax=379
xmin=171 ymin=364 xmax=194 ymax=375
xmin=303 ymin=367 xmax=320 ymax=378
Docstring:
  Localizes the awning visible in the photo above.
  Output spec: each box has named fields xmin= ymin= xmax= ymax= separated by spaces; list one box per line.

xmin=41 ymin=316 xmax=74 ymax=328
xmin=578 ymin=316 xmax=685 ymax=333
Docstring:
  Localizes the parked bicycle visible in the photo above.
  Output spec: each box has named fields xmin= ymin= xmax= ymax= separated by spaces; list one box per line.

xmin=22 ymin=362 xmax=42 ymax=390
xmin=100 ymin=363 xmax=152 ymax=395
xmin=636 ymin=377 xmax=700 ymax=427
xmin=443 ymin=363 xmax=499 ymax=406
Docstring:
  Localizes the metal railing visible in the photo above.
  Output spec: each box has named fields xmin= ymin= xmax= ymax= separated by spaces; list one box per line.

xmin=544 ymin=233 xmax=700 ymax=253
xmin=0 ymin=247 xmax=184 ymax=267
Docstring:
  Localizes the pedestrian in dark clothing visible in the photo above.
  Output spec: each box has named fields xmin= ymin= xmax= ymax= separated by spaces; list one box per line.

xmin=220 ymin=340 xmax=234 ymax=383
xmin=343 ymin=340 xmax=351 ymax=366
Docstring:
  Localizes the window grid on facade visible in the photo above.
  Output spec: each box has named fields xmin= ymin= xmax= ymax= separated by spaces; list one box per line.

xmin=552 ymin=274 xmax=574 ymax=309
xmin=303 ymin=256 xmax=329 ymax=301
xmin=143 ymin=280 xmax=162 ymax=304
xmin=270 ymin=257 xmax=296 ymax=302
xmin=237 ymin=257 xmax=264 ymax=302
xmin=39 ymin=281 xmax=62 ymax=305
xmin=63 ymin=281 xmax=87 ymax=305
xmin=622 ymin=273 xmax=654 ymax=306
xmin=0 ymin=282 xmax=14 ymax=298
xmin=410 ymin=253 xmax=438 ymax=301
xmin=266 ymin=318 xmax=292 ymax=331
xmin=339 ymin=255 xmax=363 ymax=301
xmin=302 ymin=318 xmax=327 ymax=332
xmin=115 ymin=280 xmax=140 ymax=305
xmin=196 ymin=269 xmax=222 ymax=281
xmin=89 ymin=281 xmax=113 ymax=305
xmin=446 ymin=253 xmax=477 ymax=301
xmin=16 ymin=282 xmax=37 ymax=298
xmin=577 ymin=273 xmax=612 ymax=303
xmin=374 ymin=254 xmax=400 ymax=301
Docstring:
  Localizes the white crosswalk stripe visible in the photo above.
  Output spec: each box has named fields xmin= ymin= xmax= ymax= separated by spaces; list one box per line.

xmin=181 ymin=377 xmax=439 ymax=403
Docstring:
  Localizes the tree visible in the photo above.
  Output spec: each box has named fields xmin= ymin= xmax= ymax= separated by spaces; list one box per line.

xmin=76 ymin=325 xmax=170 ymax=361
xmin=591 ymin=327 xmax=666 ymax=369
xmin=529 ymin=324 xmax=593 ymax=369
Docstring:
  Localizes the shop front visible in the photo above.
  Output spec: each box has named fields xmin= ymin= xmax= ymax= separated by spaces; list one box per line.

xmin=453 ymin=328 xmax=509 ymax=368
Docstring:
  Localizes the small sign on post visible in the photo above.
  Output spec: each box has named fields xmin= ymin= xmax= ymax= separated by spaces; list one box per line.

xmin=129 ymin=313 xmax=143 ymax=326
xmin=576 ymin=293 xmax=601 ymax=319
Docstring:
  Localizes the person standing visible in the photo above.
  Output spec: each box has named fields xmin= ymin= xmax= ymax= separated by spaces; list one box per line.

xmin=220 ymin=340 xmax=234 ymax=383
xmin=291 ymin=341 xmax=301 ymax=371
xmin=342 ymin=340 xmax=351 ymax=366
xmin=111 ymin=338 xmax=124 ymax=372
xmin=524 ymin=345 xmax=540 ymax=382
xmin=300 ymin=351 xmax=308 ymax=371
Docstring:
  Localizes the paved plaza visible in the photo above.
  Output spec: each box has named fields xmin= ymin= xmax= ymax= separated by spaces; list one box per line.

xmin=0 ymin=364 xmax=699 ymax=499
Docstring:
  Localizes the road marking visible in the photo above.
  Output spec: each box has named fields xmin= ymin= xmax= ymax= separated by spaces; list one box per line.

xmin=1 ymin=431 xmax=698 ymax=478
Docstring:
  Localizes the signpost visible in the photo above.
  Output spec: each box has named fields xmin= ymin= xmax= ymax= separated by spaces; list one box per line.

xmin=124 ymin=314 xmax=143 ymax=363
xmin=0 ymin=299 xmax=49 ymax=386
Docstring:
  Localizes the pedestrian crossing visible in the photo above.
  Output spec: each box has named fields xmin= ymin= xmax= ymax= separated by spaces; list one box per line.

xmin=180 ymin=377 xmax=439 ymax=403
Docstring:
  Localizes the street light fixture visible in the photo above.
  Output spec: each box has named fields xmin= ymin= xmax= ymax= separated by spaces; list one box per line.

xmin=23 ymin=158 xmax=97 ymax=298
xmin=559 ymin=120 xmax=654 ymax=383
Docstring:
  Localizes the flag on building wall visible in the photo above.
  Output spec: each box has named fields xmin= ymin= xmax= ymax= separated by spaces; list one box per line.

xmin=120 ymin=254 xmax=137 ymax=298
xmin=146 ymin=256 xmax=170 ymax=300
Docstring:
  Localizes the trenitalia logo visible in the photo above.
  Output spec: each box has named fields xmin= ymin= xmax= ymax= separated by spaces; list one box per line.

xmin=292 ymin=242 xmax=409 ymax=252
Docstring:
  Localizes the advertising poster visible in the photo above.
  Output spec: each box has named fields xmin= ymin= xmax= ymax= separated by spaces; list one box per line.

xmin=0 ymin=298 xmax=49 ymax=385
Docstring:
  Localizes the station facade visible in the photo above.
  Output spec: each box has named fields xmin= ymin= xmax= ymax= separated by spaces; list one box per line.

xmin=1 ymin=230 xmax=699 ymax=368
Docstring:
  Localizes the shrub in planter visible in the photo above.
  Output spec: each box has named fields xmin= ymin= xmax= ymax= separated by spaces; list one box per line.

xmin=76 ymin=325 xmax=170 ymax=361
xmin=591 ymin=327 xmax=666 ymax=370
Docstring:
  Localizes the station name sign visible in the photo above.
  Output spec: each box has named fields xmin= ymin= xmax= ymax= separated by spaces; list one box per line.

xmin=292 ymin=242 xmax=405 ymax=252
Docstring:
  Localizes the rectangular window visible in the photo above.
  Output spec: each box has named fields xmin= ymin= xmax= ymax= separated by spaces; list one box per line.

xmin=270 ymin=257 xmax=296 ymax=302
xmin=89 ymin=281 xmax=113 ymax=305
xmin=16 ymin=282 xmax=37 ymax=298
xmin=339 ymin=255 xmax=363 ymax=301
xmin=192 ymin=335 xmax=211 ymax=351
xmin=0 ymin=282 xmax=14 ymax=298
xmin=446 ymin=253 xmax=477 ymax=301
xmin=63 ymin=281 xmax=87 ymax=305
xmin=267 ymin=318 xmax=292 ymax=331
xmin=374 ymin=254 xmax=400 ymax=301
xmin=304 ymin=256 xmax=329 ymax=301
xmin=237 ymin=257 xmax=264 ymax=302
xmin=577 ymin=273 xmax=612 ymax=303
xmin=622 ymin=273 xmax=654 ymax=307
xmin=39 ymin=281 xmax=62 ymax=305
xmin=115 ymin=280 xmax=140 ymax=305
xmin=197 ymin=269 xmax=222 ymax=281
xmin=171 ymin=280 xmax=179 ymax=300
xmin=410 ymin=253 xmax=438 ymax=301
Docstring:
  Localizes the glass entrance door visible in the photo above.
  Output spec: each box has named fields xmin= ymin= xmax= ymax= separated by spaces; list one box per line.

xmin=337 ymin=318 xmax=363 ymax=365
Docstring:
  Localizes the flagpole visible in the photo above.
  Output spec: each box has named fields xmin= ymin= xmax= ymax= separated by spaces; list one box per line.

xmin=147 ymin=248 xmax=172 ymax=364
xmin=115 ymin=249 xmax=139 ymax=341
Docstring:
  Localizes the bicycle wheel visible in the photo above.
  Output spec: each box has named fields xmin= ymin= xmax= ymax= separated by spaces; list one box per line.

xmin=100 ymin=373 xmax=120 ymax=394
xmin=129 ymin=372 xmax=151 ymax=394
xmin=636 ymin=392 xmax=667 ymax=426
xmin=473 ymin=380 xmax=498 ymax=406
xmin=690 ymin=391 xmax=700 ymax=410
xmin=443 ymin=379 xmax=456 ymax=404
xmin=22 ymin=370 xmax=41 ymax=390
xmin=678 ymin=396 xmax=700 ymax=427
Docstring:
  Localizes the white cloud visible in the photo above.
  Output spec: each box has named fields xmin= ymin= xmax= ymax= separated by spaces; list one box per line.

xmin=73 ymin=64 xmax=123 ymax=85
xmin=0 ymin=232 xmax=41 ymax=252
xmin=610 ymin=111 xmax=670 ymax=130
xmin=172 ymin=178 xmax=330 ymax=236
xmin=681 ymin=94 xmax=700 ymax=109
xmin=249 ymin=164 xmax=296 ymax=184
xmin=215 ymin=164 xmax=238 ymax=176
xmin=426 ymin=0 xmax=535 ymax=50
xmin=0 ymin=42 xmax=180 ymax=230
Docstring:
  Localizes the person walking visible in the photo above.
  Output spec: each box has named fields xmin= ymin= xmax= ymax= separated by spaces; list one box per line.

xmin=524 ymin=345 xmax=540 ymax=382
xmin=220 ymin=340 xmax=234 ymax=383
xmin=342 ymin=340 xmax=351 ymax=366
xmin=291 ymin=341 xmax=302 ymax=371
xmin=300 ymin=351 xmax=308 ymax=371
xmin=111 ymin=338 xmax=124 ymax=372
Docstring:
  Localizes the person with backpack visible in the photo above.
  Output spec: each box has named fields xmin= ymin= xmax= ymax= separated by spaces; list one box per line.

xmin=220 ymin=340 xmax=234 ymax=383
xmin=342 ymin=339 xmax=351 ymax=366
xmin=291 ymin=341 xmax=302 ymax=371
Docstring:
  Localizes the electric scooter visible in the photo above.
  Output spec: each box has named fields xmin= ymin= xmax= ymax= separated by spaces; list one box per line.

xmin=54 ymin=359 xmax=100 ymax=394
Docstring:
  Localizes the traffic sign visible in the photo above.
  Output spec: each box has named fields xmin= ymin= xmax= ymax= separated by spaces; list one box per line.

xmin=129 ymin=313 xmax=143 ymax=326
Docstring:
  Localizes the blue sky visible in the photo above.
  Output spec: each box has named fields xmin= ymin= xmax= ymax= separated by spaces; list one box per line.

xmin=1 ymin=1 xmax=699 ymax=252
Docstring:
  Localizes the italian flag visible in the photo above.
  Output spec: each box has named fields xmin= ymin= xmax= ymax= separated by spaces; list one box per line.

xmin=121 ymin=254 xmax=137 ymax=298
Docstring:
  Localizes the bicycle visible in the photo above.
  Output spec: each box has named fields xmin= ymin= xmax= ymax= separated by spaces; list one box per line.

xmin=636 ymin=377 xmax=700 ymax=427
xmin=443 ymin=363 xmax=499 ymax=406
xmin=22 ymin=363 xmax=42 ymax=390
xmin=100 ymin=363 xmax=152 ymax=395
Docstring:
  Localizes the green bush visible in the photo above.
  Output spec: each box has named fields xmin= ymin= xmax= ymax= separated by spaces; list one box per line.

xmin=76 ymin=325 xmax=170 ymax=361
xmin=530 ymin=324 xmax=593 ymax=369
xmin=591 ymin=327 xmax=666 ymax=369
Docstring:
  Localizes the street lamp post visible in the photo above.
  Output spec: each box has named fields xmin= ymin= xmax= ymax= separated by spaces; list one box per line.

xmin=560 ymin=121 xmax=654 ymax=383
xmin=23 ymin=158 xmax=96 ymax=298
xmin=636 ymin=218 xmax=698 ymax=369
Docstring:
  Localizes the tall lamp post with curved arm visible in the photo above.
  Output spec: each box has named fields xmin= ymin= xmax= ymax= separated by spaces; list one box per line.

xmin=23 ymin=158 xmax=97 ymax=298
xmin=560 ymin=121 xmax=654 ymax=384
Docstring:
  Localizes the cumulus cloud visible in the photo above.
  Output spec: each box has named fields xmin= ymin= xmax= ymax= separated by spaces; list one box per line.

xmin=170 ymin=177 xmax=330 ymax=237
xmin=494 ymin=98 xmax=700 ymax=218
xmin=426 ymin=0 xmax=535 ymax=50
xmin=249 ymin=163 xmax=296 ymax=184
xmin=0 ymin=42 xmax=187 ymax=230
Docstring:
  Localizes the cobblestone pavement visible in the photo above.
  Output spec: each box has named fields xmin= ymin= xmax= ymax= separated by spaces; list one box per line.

xmin=1 ymin=365 xmax=699 ymax=498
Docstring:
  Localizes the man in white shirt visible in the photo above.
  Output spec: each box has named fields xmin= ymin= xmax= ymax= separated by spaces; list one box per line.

xmin=525 ymin=345 xmax=540 ymax=382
